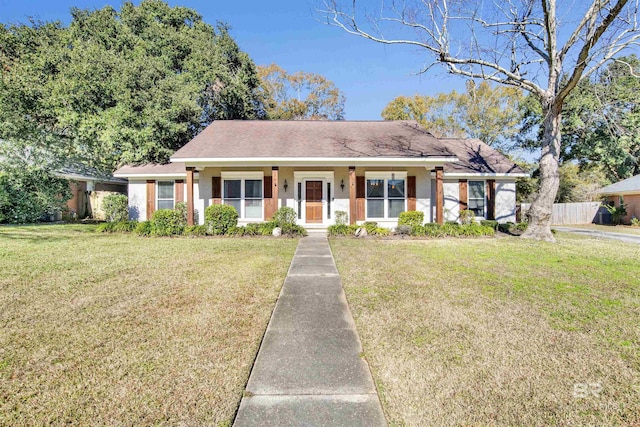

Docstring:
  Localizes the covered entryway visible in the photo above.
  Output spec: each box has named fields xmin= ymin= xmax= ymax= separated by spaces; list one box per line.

xmin=305 ymin=181 xmax=323 ymax=223
xmin=293 ymin=171 xmax=335 ymax=226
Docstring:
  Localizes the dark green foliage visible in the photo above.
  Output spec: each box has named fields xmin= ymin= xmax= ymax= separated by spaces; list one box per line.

xmin=497 ymin=222 xmax=529 ymax=234
xmin=272 ymin=207 xmax=297 ymax=227
xmin=398 ymin=211 xmax=424 ymax=228
xmin=183 ymin=224 xmax=207 ymax=237
xmin=480 ymin=220 xmax=499 ymax=229
xmin=411 ymin=223 xmax=495 ymax=238
xmin=520 ymin=55 xmax=640 ymax=182
xmin=0 ymin=166 xmax=71 ymax=224
xmin=603 ymin=203 xmax=627 ymax=225
xmin=135 ymin=220 xmax=153 ymax=236
xmin=96 ymin=220 xmax=137 ymax=233
xmin=102 ymin=194 xmax=129 ymax=223
xmin=204 ymin=204 xmax=238 ymax=235
xmin=280 ymin=223 xmax=307 ymax=237
xmin=226 ymin=226 xmax=247 ymax=236
xmin=151 ymin=209 xmax=186 ymax=236
xmin=244 ymin=221 xmax=277 ymax=236
xmin=0 ymin=1 xmax=263 ymax=173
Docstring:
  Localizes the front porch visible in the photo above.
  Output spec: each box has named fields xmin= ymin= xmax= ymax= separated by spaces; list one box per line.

xmin=182 ymin=165 xmax=446 ymax=228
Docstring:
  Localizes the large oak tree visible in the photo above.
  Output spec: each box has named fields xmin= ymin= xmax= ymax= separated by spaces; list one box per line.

xmin=0 ymin=0 xmax=263 ymax=174
xmin=321 ymin=0 xmax=640 ymax=241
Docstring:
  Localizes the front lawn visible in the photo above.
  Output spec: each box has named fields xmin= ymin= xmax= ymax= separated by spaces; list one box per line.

xmin=331 ymin=233 xmax=640 ymax=426
xmin=0 ymin=225 xmax=297 ymax=425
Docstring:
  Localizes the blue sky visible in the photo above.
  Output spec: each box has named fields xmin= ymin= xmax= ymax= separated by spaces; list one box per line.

xmin=0 ymin=0 xmax=467 ymax=120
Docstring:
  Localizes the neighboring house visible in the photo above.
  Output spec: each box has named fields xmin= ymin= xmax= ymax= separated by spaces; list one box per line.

xmin=114 ymin=120 xmax=526 ymax=228
xmin=56 ymin=165 xmax=128 ymax=219
xmin=598 ymin=174 xmax=640 ymax=223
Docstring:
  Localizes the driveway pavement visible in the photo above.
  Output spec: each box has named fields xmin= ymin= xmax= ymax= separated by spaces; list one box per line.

xmin=234 ymin=235 xmax=386 ymax=427
xmin=554 ymin=226 xmax=640 ymax=244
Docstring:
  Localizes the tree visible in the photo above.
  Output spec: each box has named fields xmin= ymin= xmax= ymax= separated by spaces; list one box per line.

xmin=0 ymin=163 xmax=71 ymax=223
xmin=0 ymin=0 xmax=263 ymax=173
xmin=562 ymin=55 xmax=640 ymax=181
xmin=257 ymin=63 xmax=345 ymax=120
xmin=382 ymin=81 xmax=523 ymax=151
xmin=321 ymin=0 xmax=640 ymax=241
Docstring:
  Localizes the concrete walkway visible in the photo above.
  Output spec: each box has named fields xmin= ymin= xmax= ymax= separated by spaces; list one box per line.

xmin=234 ymin=235 xmax=386 ymax=427
xmin=554 ymin=226 xmax=640 ymax=244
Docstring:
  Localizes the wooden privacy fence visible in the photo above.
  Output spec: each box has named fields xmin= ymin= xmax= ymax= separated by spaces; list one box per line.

xmin=520 ymin=202 xmax=604 ymax=225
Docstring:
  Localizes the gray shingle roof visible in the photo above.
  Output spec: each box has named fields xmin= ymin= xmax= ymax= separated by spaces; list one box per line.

xmin=115 ymin=121 xmax=525 ymax=176
xmin=171 ymin=120 xmax=453 ymax=159
xmin=598 ymin=174 xmax=640 ymax=195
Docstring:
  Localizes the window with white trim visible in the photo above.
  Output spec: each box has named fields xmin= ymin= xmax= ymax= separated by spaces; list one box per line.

xmin=366 ymin=174 xmax=406 ymax=219
xmin=468 ymin=181 xmax=485 ymax=217
xmin=157 ymin=181 xmax=174 ymax=210
xmin=223 ymin=178 xmax=263 ymax=219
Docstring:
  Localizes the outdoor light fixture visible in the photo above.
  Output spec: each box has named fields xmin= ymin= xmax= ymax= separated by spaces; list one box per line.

xmin=340 ymin=179 xmax=345 ymax=191
xmin=283 ymin=179 xmax=288 ymax=192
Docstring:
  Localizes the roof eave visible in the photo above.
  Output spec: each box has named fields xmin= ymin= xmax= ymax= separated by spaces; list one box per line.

xmin=169 ymin=156 xmax=458 ymax=167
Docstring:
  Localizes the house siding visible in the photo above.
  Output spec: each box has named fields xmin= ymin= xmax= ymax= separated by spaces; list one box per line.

xmin=128 ymin=180 xmax=147 ymax=221
xmin=443 ymin=180 xmax=460 ymax=222
xmin=495 ymin=182 xmax=517 ymax=223
xmin=124 ymin=169 xmax=517 ymax=227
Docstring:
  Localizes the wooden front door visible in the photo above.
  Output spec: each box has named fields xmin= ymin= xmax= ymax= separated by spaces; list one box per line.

xmin=305 ymin=181 xmax=323 ymax=223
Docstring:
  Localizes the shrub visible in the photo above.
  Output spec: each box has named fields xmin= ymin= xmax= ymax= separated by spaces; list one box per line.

xmin=0 ymin=166 xmax=71 ymax=224
xmin=96 ymin=222 xmax=113 ymax=233
xmin=459 ymin=209 xmax=475 ymax=225
xmin=272 ymin=207 xmax=297 ymax=226
xmin=480 ymin=220 xmax=499 ymax=229
xmin=398 ymin=211 xmax=424 ymax=228
xmin=372 ymin=227 xmax=391 ymax=236
xmin=335 ymin=210 xmax=348 ymax=225
xmin=175 ymin=202 xmax=187 ymax=222
xmin=363 ymin=221 xmax=379 ymax=234
xmin=135 ymin=220 xmax=153 ymax=236
xmin=113 ymin=220 xmax=137 ymax=232
xmin=459 ymin=223 xmax=495 ymax=237
xmin=183 ymin=225 xmax=207 ymax=237
xmin=205 ymin=204 xmax=238 ymax=235
xmin=441 ymin=223 xmax=462 ymax=237
xmin=281 ymin=223 xmax=307 ymax=237
xmin=631 ymin=216 xmax=640 ymax=227
xmin=151 ymin=209 xmax=185 ymax=236
xmin=603 ymin=203 xmax=627 ymax=225
xmin=514 ymin=222 xmax=528 ymax=231
xmin=226 ymin=226 xmax=247 ymax=237
xmin=328 ymin=224 xmax=358 ymax=236
xmin=102 ymin=194 xmax=129 ymax=223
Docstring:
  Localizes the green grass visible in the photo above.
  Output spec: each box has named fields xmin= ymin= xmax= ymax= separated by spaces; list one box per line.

xmin=331 ymin=233 xmax=640 ymax=426
xmin=0 ymin=224 xmax=298 ymax=425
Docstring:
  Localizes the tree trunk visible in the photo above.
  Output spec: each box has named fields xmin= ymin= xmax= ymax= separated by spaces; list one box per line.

xmin=522 ymin=100 xmax=562 ymax=242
